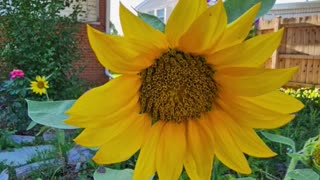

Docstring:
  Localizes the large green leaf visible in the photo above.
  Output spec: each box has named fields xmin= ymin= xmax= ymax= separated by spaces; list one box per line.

xmin=287 ymin=169 xmax=320 ymax=180
xmin=261 ymin=132 xmax=296 ymax=152
xmin=224 ymin=0 xmax=276 ymax=23
xmin=137 ymin=11 xmax=165 ymax=32
xmin=93 ymin=167 xmax=134 ymax=180
xmin=26 ymin=99 xmax=77 ymax=129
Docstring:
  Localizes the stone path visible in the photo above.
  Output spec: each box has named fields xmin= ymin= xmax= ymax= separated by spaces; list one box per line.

xmin=0 ymin=134 xmax=94 ymax=178
xmin=0 ymin=145 xmax=55 ymax=166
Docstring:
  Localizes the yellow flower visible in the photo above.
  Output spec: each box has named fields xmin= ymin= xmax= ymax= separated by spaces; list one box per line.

xmin=65 ymin=0 xmax=304 ymax=179
xmin=30 ymin=76 xmax=49 ymax=95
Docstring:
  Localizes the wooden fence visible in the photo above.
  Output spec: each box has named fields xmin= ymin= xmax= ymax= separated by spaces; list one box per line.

xmin=260 ymin=15 xmax=320 ymax=88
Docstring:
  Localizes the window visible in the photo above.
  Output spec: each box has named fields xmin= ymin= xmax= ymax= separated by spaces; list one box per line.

xmin=156 ymin=8 xmax=165 ymax=22
xmin=147 ymin=10 xmax=154 ymax=15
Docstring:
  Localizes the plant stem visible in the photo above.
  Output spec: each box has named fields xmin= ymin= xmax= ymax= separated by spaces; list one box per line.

xmin=46 ymin=92 xmax=50 ymax=101
xmin=284 ymin=158 xmax=298 ymax=180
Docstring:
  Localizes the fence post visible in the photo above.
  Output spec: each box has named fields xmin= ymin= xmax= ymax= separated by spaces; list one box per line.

xmin=271 ymin=16 xmax=281 ymax=69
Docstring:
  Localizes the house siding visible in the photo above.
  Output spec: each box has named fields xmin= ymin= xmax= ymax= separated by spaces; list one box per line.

xmin=60 ymin=0 xmax=100 ymax=23
xmin=136 ymin=0 xmax=178 ymax=23
xmin=263 ymin=2 xmax=320 ymax=20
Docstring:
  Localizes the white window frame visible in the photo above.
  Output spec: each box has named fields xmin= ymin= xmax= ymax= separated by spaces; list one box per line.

xmin=155 ymin=8 xmax=166 ymax=22
xmin=147 ymin=8 xmax=166 ymax=22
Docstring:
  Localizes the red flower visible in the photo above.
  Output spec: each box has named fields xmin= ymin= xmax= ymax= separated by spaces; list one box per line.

xmin=10 ymin=69 xmax=25 ymax=80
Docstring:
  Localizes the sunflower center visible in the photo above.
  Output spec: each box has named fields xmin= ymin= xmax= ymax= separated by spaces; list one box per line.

xmin=37 ymin=82 xmax=45 ymax=89
xmin=139 ymin=49 xmax=218 ymax=123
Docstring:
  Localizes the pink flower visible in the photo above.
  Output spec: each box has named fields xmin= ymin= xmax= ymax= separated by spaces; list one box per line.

xmin=10 ymin=69 xmax=25 ymax=80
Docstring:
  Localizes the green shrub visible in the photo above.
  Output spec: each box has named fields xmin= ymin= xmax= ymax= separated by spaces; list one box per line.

xmin=0 ymin=0 xmax=87 ymax=100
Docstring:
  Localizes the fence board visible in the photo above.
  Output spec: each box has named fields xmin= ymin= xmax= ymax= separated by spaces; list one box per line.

xmin=260 ymin=15 xmax=320 ymax=87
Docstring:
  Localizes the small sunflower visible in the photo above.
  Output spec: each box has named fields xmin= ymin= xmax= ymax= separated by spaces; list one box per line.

xmin=30 ymin=76 xmax=49 ymax=95
xmin=66 ymin=0 xmax=304 ymax=179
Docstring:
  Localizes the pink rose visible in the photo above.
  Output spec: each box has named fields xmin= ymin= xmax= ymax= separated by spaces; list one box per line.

xmin=10 ymin=69 xmax=25 ymax=80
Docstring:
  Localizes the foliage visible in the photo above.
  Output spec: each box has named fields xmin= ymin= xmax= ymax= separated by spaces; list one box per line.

xmin=0 ymin=128 xmax=18 ymax=150
xmin=224 ymin=0 xmax=276 ymax=23
xmin=93 ymin=167 xmax=134 ymax=180
xmin=284 ymin=88 xmax=320 ymax=106
xmin=26 ymin=99 xmax=77 ymax=129
xmin=0 ymin=78 xmax=32 ymax=132
xmin=281 ymin=88 xmax=320 ymax=150
xmin=0 ymin=0 xmax=87 ymax=100
xmin=247 ymin=88 xmax=320 ymax=179
xmin=137 ymin=11 xmax=165 ymax=33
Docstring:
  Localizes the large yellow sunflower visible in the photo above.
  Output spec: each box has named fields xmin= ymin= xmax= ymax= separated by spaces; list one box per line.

xmin=65 ymin=0 xmax=304 ymax=179
xmin=30 ymin=76 xmax=49 ymax=95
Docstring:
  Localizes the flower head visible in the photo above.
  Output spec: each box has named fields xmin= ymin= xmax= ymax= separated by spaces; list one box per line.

xmin=10 ymin=69 xmax=25 ymax=80
xmin=65 ymin=0 xmax=304 ymax=179
xmin=30 ymin=76 xmax=49 ymax=95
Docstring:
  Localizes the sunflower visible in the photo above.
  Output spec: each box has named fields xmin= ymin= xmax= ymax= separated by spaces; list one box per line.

xmin=30 ymin=76 xmax=49 ymax=95
xmin=65 ymin=0 xmax=304 ymax=179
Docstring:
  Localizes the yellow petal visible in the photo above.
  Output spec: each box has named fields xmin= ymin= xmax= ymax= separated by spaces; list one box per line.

xmin=165 ymin=0 xmax=207 ymax=48
xmin=156 ymin=122 xmax=186 ymax=180
xmin=65 ymin=95 xmax=139 ymax=128
xmin=216 ymin=67 xmax=298 ymax=97
xmin=184 ymin=117 xmax=214 ymax=180
xmin=207 ymin=110 xmax=252 ymax=174
xmin=93 ymin=116 xmax=151 ymax=164
xmin=209 ymin=29 xmax=284 ymax=69
xmin=216 ymin=108 xmax=276 ymax=158
xmin=73 ymin=106 xmax=144 ymax=148
xmin=119 ymin=3 xmax=168 ymax=50
xmin=241 ymin=91 xmax=304 ymax=114
xmin=208 ymin=29 xmax=284 ymax=69
xmin=134 ymin=121 xmax=165 ymax=180
xmin=36 ymin=76 xmax=41 ymax=81
xmin=87 ymin=25 xmax=158 ymax=74
xmin=217 ymin=93 xmax=296 ymax=129
xmin=211 ymin=3 xmax=261 ymax=52
xmin=66 ymin=75 xmax=140 ymax=117
xmin=179 ymin=0 xmax=227 ymax=54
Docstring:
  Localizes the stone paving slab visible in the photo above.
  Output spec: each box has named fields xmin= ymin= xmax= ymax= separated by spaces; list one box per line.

xmin=9 ymin=135 xmax=35 ymax=144
xmin=0 ymin=169 xmax=9 ymax=180
xmin=0 ymin=145 xmax=55 ymax=166
xmin=15 ymin=159 xmax=63 ymax=177
xmin=67 ymin=145 xmax=94 ymax=165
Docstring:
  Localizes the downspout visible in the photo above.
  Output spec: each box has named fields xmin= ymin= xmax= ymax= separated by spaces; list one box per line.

xmin=104 ymin=0 xmax=114 ymax=79
xmin=105 ymin=0 xmax=111 ymax=34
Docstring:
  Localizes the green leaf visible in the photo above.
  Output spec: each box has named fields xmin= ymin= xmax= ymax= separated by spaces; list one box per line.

xmin=26 ymin=121 xmax=38 ymax=130
xmin=26 ymin=99 xmax=77 ymax=129
xmin=93 ymin=167 xmax=134 ymax=180
xmin=287 ymin=169 xmax=320 ymax=180
xmin=137 ymin=11 xmax=165 ymax=32
xmin=224 ymin=0 xmax=276 ymax=23
xmin=261 ymin=132 xmax=296 ymax=152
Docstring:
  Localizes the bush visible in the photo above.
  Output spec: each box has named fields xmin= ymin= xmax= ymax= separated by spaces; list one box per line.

xmin=0 ymin=77 xmax=31 ymax=131
xmin=0 ymin=0 xmax=87 ymax=100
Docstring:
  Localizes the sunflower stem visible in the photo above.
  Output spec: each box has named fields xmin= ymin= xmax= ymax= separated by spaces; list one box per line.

xmin=284 ymin=158 xmax=298 ymax=180
xmin=46 ymin=92 xmax=50 ymax=101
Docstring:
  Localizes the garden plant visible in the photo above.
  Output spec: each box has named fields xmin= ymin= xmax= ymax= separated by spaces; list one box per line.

xmin=1 ymin=0 xmax=320 ymax=179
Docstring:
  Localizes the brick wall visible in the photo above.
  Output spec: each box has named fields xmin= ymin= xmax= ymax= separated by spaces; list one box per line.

xmin=74 ymin=0 xmax=109 ymax=85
